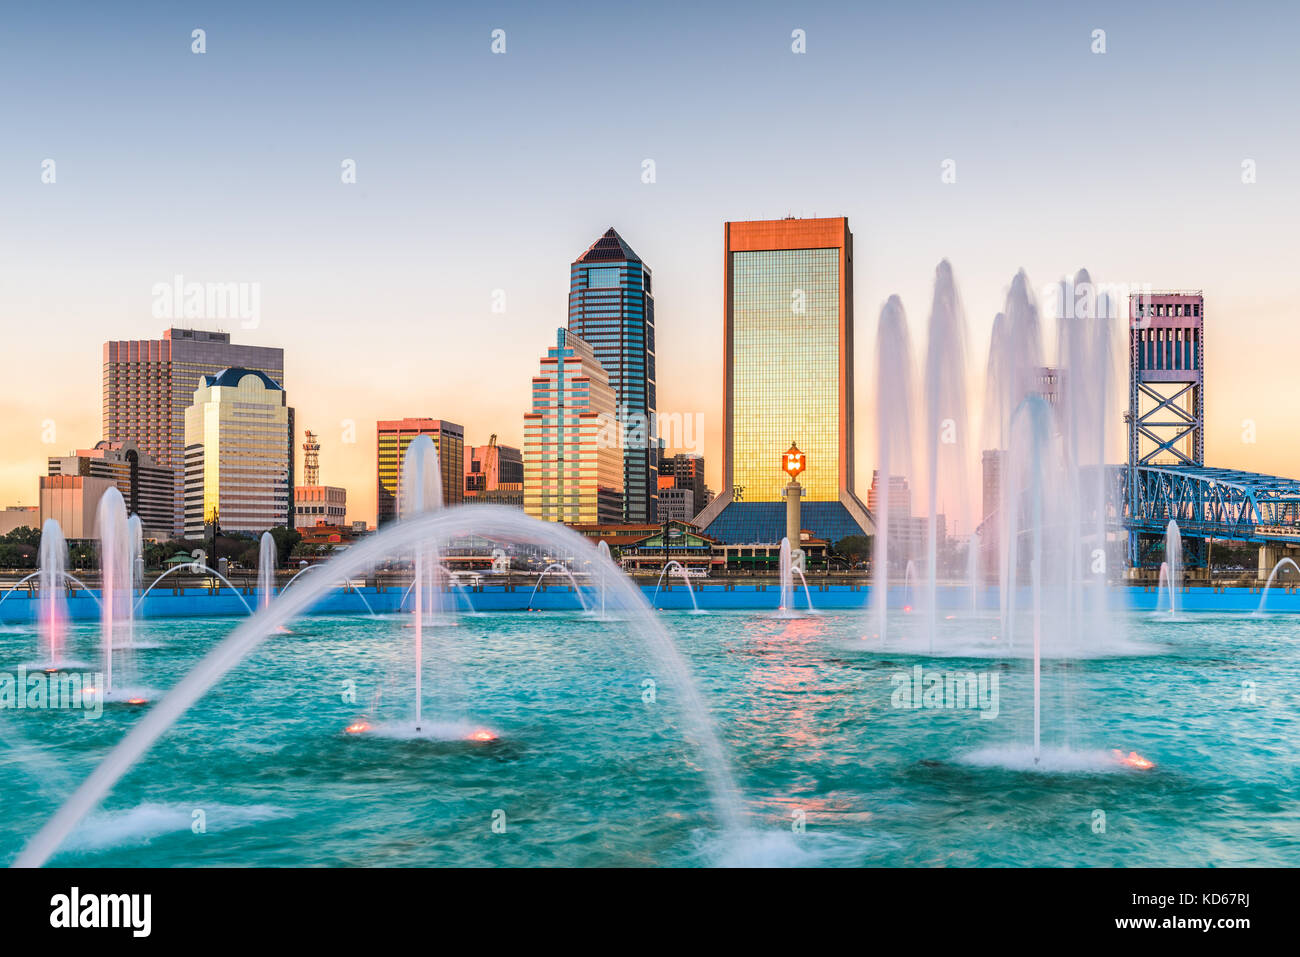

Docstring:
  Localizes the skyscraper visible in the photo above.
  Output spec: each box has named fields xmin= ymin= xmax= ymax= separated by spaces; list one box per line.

xmin=183 ymin=368 xmax=290 ymax=538
xmin=375 ymin=418 xmax=465 ymax=525
xmin=694 ymin=216 xmax=871 ymax=544
xmin=568 ymin=228 xmax=657 ymax=523
xmin=103 ymin=328 xmax=286 ymax=535
xmin=523 ymin=329 xmax=623 ymax=525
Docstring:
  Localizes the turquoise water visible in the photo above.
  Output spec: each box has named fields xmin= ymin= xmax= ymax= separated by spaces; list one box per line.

xmin=1 ymin=608 xmax=1297 ymax=866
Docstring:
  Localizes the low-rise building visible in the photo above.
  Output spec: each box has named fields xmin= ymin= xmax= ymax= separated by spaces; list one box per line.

xmin=39 ymin=475 xmax=116 ymax=540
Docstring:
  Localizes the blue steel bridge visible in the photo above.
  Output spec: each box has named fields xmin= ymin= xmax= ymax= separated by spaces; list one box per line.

xmin=1123 ymin=464 xmax=1300 ymax=567
xmin=1120 ymin=291 xmax=1300 ymax=569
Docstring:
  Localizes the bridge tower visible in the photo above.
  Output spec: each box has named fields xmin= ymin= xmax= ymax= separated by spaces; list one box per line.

xmin=1126 ymin=291 xmax=1205 ymax=566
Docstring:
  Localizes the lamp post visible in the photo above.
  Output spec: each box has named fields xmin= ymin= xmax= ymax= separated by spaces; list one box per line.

xmin=782 ymin=442 xmax=806 ymax=573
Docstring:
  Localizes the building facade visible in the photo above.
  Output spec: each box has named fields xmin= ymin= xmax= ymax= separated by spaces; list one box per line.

xmin=523 ymin=329 xmax=623 ymax=525
xmin=0 ymin=506 xmax=38 ymax=536
xmin=465 ymin=441 xmax=524 ymax=508
xmin=294 ymin=486 xmax=347 ymax=529
xmin=293 ymin=428 xmax=347 ymax=530
xmin=376 ymin=418 xmax=465 ymax=525
xmin=657 ymin=486 xmax=695 ymax=523
xmin=47 ymin=441 xmax=174 ymax=537
xmin=102 ymin=328 xmax=286 ymax=535
xmin=568 ymin=228 xmax=658 ymax=523
xmin=183 ymin=368 xmax=291 ymax=538
xmin=658 ymin=452 xmax=708 ymax=517
xmin=39 ymin=475 xmax=116 ymax=540
xmin=694 ymin=217 xmax=872 ymax=545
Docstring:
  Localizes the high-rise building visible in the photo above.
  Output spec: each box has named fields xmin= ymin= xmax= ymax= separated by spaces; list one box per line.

xmin=376 ymin=419 xmax=465 ymax=525
xmin=183 ymin=368 xmax=290 ymax=538
xmin=293 ymin=429 xmax=347 ymax=530
xmin=523 ymin=329 xmax=623 ymax=525
xmin=694 ymin=216 xmax=871 ymax=545
xmin=47 ymin=441 xmax=174 ymax=537
xmin=103 ymin=328 xmax=286 ymax=535
xmin=568 ymin=228 xmax=658 ymax=523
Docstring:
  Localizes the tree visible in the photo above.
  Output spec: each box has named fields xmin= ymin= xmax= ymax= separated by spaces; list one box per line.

xmin=268 ymin=526 xmax=302 ymax=567
xmin=3 ymin=526 xmax=42 ymax=548
xmin=833 ymin=534 xmax=873 ymax=563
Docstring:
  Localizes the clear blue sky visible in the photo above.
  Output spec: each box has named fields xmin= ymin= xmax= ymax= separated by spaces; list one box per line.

xmin=2 ymin=0 xmax=1296 ymax=520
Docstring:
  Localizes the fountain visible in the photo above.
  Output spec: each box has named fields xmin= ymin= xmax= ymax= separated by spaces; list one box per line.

xmin=596 ymin=540 xmax=611 ymax=617
xmin=1163 ymin=520 xmax=1182 ymax=618
xmin=96 ymin=488 xmax=146 ymax=703
xmin=1255 ymin=557 xmax=1300 ymax=614
xmin=775 ymin=537 xmax=814 ymax=616
xmin=526 ymin=562 xmax=591 ymax=612
xmin=14 ymin=506 xmax=745 ymax=868
xmin=652 ymin=560 xmax=701 ymax=613
xmin=871 ymin=295 xmax=916 ymax=640
xmin=258 ymin=532 xmax=277 ymax=611
xmin=399 ymin=435 xmax=444 ymax=733
xmin=922 ymin=261 xmax=971 ymax=651
xmin=135 ymin=563 xmax=254 ymax=616
xmin=127 ymin=515 xmax=144 ymax=593
xmin=37 ymin=519 xmax=68 ymax=670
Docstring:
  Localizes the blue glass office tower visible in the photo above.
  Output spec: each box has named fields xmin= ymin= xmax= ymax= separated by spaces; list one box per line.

xmin=568 ymin=228 xmax=658 ymax=523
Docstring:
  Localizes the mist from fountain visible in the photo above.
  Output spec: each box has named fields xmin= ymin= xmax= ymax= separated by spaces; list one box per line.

xmin=258 ymin=532 xmax=277 ymax=611
xmin=871 ymin=295 xmax=916 ymax=640
xmin=1163 ymin=520 xmax=1183 ymax=618
xmin=922 ymin=262 xmax=971 ymax=651
xmin=399 ymin=435 xmax=448 ymax=733
xmin=14 ymin=505 xmax=746 ymax=868
xmin=596 ymin=540 xmax=611 ymax=617
xmin=37 ymin=520 xmax=68 ymax=669
xmin=127 ymin=515 xmax=144 ymax=593
xmin=96 ymin=488 xmax=144 ymax=701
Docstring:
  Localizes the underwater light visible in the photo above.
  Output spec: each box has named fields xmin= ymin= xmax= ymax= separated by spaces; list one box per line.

xmin=1113 ymin=749 xmax=1154 ymax=770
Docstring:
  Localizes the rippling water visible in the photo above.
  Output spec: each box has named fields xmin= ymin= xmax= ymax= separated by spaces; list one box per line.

xmin=1 ymin=608 xmax=1296 ymax=866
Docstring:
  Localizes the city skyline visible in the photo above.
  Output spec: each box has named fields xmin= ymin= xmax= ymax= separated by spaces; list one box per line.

xmin=3 ymin=3 xmax=1299 ymax=525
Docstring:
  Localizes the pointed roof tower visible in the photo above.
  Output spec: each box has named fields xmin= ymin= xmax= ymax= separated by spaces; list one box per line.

xmin=574 ymin=227 xmax=642 ymax=264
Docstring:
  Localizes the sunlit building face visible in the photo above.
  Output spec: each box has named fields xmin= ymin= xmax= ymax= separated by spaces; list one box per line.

xmin=725 ymin=218 xmax=854 ymax=504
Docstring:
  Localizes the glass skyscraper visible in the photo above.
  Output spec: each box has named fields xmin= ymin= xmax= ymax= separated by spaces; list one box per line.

xmin=523 ymin=329 xmax=624 ymax=525
xmin=567 ymin=228 xmax=657 ymax=524
xmin=695 ymin=217 xmax=871 ymax=545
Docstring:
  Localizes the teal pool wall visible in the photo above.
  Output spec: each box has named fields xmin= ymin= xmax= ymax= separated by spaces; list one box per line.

xmin=1 ymin=581 xmax=1294 ymax=621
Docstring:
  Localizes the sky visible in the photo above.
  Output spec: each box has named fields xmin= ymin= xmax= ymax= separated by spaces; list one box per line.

xmin=2 ymin=0 xmax=1297 ymax=525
